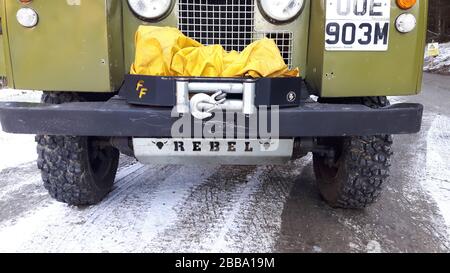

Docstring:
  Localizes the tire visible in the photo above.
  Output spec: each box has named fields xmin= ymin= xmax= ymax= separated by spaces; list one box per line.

xmin=36 ymin=92 xmax=119 ymax=206
xmin=312 ymin=97 xmax=393 ymax=209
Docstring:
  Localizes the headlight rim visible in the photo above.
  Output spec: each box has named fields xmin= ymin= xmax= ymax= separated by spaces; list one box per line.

xmin=16 ymin=7 xmax=39 ymax=28
xmin=127 ymin=0 xmax=175 ymax=22
xmin=257 ymin=0 xmax=305 ymax=25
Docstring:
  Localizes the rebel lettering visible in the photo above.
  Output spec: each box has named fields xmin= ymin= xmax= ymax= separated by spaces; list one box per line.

xmin=174 ymin=141 xmax=185 ymax=152
xmin=171 ymin=141 xmax=259 ymax=152
xmin=228 ymin=142 xmax=236 ymax=152
xmin=210 ymin=142 xmax=220 ymax=152
xmin=193 ymin=142 xmax=202 ymax=152
xmin=245 ymin=142 xmax=254 ymax=152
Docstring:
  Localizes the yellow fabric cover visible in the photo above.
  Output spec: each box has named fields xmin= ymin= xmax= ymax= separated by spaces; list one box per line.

xmin=131 ymin=26 xmax=299 ymax=78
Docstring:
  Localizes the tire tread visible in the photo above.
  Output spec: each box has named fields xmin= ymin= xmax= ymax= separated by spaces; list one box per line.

xmin=36 ymin=92 xmax=117 ymax=206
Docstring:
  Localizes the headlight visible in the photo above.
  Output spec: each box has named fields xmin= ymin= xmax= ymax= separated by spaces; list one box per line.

xmin=258 ymin=0 xmax=305 ymax=23
xmin=16 ymin=7 xmax=39 ymax=28
xmin=128 ymin=0 xmax=173 ymax=21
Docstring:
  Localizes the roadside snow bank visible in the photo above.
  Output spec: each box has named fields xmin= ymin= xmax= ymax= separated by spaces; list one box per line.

xmin=0 ymin=90 xmax=42 ymax=171
xmin=424 ymin=42 xmax=450 ymax=75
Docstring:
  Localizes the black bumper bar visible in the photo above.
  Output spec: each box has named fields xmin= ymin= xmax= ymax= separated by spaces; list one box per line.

xmin=0 ymin=97 xmax=423 ymax=137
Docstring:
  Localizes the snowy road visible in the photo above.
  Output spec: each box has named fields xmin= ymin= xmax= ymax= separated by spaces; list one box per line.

xmin=0 ymin=73 xmax=449 ymax=253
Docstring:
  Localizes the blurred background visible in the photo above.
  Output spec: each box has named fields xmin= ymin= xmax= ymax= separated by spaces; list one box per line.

xmin=428 ymin=0 xmax=450 ymax=42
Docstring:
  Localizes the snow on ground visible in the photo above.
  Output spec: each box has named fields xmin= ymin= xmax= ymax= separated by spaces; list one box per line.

xmin=424 ymin=42 xmax=450 ymax=75
xmin=0 ymin=162 xmax=304 ymax=253
xmin=423 ymin=115 xmax=450 ymax=236
xmin=1 ymin=85 xmax=450 ymax=252
xmin=0 ymin=90 xmax=41 ymax=171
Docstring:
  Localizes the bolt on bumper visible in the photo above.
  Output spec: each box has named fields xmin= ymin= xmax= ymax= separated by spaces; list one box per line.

xmin=0 ymin=96 xmax=423 ymax=137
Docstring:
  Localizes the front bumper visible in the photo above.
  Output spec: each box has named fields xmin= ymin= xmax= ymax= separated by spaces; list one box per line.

xmin=0 ymin=97 xmax=423 ymax=137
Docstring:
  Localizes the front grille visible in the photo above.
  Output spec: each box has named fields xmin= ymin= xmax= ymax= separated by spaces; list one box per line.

xmin=178 ymin=0 xmax=293 ymax=67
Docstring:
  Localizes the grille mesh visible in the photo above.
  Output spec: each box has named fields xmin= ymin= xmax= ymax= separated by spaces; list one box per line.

xmin=178 ymin=0 xmax=293 ymax=67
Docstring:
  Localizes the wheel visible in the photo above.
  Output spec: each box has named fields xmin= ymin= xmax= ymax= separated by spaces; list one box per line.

xmin=313 ymin=97 xmax=393 ymax=209
xmin=36 ymin=92 xmax=119 ymax=206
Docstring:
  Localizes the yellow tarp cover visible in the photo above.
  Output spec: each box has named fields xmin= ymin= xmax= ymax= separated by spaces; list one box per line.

xmin=131 ymin=26 xmax=299 ymax=78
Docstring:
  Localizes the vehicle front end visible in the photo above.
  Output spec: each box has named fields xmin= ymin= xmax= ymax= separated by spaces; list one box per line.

xmin=0 ymin=0 xmax=427 ymax=208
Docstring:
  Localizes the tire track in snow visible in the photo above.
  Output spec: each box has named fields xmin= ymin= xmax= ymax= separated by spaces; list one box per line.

xmin=134 ymin=165 xmax=225 ymax=252
xmin=0 ymin=163 xmax=175 ymax=252
xmin=424 ymin=114 xmax=450 ymax=238
xmin=0 ymin=162 xmax=52 ymax=225
xmin=0 ymin=163 xmax=146 ymax=252
xmin=146 ymin=159 xmax=308 ymax=253
xmin=0 ymin=157 xmax=139 ymax=225
xmin=1 ymin=164 xmax=221 ymax=252
xmin=144 ymin=165 xmax=259 ymax=252
xmin=51 ymin=164 xmax=219 ymax=252
xmin=204 ymin=158 xmax=309 ymax=253
xmin=55 ymin=163 xmax=180 ymax=252
xmin=199 ymin=167 xmax=267 ymax=252
xmin=0 ymin=162 xmax=42 ymax=200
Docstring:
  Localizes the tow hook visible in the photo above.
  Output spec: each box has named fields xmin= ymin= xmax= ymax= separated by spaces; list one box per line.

xmin=190 ymin=91 xmax=227 ymax=120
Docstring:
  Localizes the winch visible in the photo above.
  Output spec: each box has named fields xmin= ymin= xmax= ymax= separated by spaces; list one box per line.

xmin=119 ymin=75 xmax=306 ymax=120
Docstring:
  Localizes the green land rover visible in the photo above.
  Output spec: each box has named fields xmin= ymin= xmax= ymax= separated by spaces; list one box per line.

xmin=0 ymin=0 xmax=426 ymax=209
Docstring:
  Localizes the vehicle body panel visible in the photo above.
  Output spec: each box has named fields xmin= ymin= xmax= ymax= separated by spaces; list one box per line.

xmin=306 ymin=0 xmax=428 ymax=97
xmin=0 ymin=0 xmax=428 ymax=97
xmin=0 ymin=0 xmax=6 ymax=78
xmin=1 ymin=0 xmax=13 ymax=86
xmin=3 ymin=0 xmax=123 ymax=92
xmin=0 ymin=34 xmax=6 ymax=78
